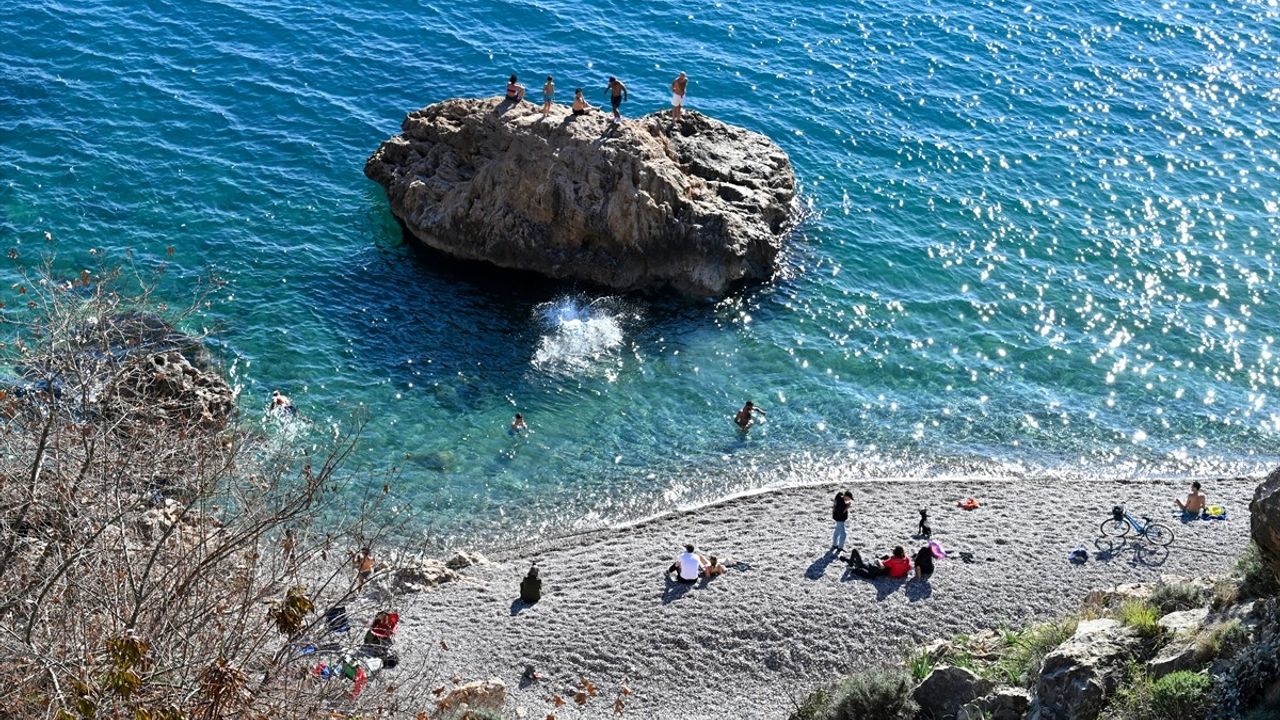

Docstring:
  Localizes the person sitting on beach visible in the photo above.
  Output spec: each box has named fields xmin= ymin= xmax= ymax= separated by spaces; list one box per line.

xmin=1175 ymin=481 xmax=1206 ymax=516
xmin=667 ymin=544 xmax=706 ymax=585
xmin=734 ymin=400 xmax=765 ymax=430
xmin=571 ymin=88 xmax=594 ymax=116
xmin=511 ymin=413 xmax=528 ymax=432
xmin=541 ymin=75 xmax=555 ymax=116
xmin=704 ymin=555 xmax=726 ymax=578
xmin=506 ymin=74 xmax=526 ymax=103
xmin=913 ymin=545 xmax=935 ymax=580
xmin=846 ymin=546 xmax=911 ymax=580
xmin=520 ymin=564 xmax=542 ymax=604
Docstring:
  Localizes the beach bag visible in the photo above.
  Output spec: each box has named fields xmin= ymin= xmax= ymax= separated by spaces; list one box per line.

xmin=1204 ymin=505 xmax=1227 ymax=519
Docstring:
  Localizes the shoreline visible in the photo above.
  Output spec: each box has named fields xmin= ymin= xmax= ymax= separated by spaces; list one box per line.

xmin=394 ymin=475 xmax=1261 ymax=719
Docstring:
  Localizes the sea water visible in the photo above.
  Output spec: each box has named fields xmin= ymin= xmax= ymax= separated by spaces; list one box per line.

xmin=3 ymin=0 xmax=1279 ymax=549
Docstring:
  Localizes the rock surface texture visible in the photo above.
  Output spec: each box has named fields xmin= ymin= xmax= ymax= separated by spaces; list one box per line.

xmin=913 ymin=666 xmax=993 ymax=720
xmin=1252 ymin=467 xmax=1280 ymax=582
xmin=365 ymin=97 xmax=796 ymax=297
xmin=1035 ymin=618 xmax=1143 ymax=720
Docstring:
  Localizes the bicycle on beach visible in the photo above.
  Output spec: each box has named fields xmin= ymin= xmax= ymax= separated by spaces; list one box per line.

xmin=1100 ymin=505 xmax=1175 ymax=547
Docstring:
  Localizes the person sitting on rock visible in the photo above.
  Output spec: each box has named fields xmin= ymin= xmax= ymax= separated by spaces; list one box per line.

xmin=519 ymin=564 xmax=541 ymax=604
xmin=571 ymin=88 xmax=594 ymax=116
xmin=667 ymin=544 xmax=706 ymax=585
xmin=846 ymin=546 xmax=911 ymax=580
xmin=506 ymin=74 xmax=526 ymax=103
xmin=1175 ymin=481 xmax=1207 ymax=517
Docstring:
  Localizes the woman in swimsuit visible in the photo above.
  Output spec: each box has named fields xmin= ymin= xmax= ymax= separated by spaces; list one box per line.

xmin=506 ymin=74 xmax=526 ymax=102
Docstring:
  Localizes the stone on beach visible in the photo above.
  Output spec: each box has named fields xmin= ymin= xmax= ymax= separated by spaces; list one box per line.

xmin=434 ymin=678 xmax=507 ymax=718
xmin=1034 ymin=618 xmax=1144 ymax=720
xmin=364 ymin=97 xmax=796 ymax=297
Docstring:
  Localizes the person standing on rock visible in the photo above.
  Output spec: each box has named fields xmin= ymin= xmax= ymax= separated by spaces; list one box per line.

xmin=670 ymin=72 xmax=688 ymax=123
xmin=541 ymin=76 xmax=555 ymax=116
xmin=605 ymin=76 xmax=628 ymax=123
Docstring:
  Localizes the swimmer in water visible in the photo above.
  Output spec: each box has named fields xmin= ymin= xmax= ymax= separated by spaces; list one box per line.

xmin=511 ymin=413 xmax=528 ymax=432
xmin=734 ymin=400 xmax=765 ymax=430
xmin=271 ymin=389 xmax=296 ymax=416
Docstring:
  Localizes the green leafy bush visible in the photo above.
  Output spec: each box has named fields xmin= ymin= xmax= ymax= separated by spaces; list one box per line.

xmin=1116 ymin=600 xmax=1162 ymax=638
xmin=827 ymin=668 xmax=918 ymax=720
xmin=1149 ymin=581 xmax=1207 ymax=614
xmin=906 ymin=647 xmax=934 ymax=682
xmin=1196 ymin=620 xmax=1250 ymax=661
xmin=1149 ymin=671 xmax=1211 ymax=718
xmin=1235 ymin=543 xmax=1280 ymax=601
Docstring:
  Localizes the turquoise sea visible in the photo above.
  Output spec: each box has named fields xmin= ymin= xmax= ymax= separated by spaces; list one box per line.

xmin=4 ymin=0 xmax=1280 ymax=549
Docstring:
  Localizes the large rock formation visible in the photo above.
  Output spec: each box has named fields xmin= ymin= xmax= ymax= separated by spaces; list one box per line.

xmin=1252 ymin=467 xmax=1280 ymax=583
xmin=1035 ymin=619 xmax=1144 ymax=720
xmin=365 ymin=97 xmax=795 ymax=297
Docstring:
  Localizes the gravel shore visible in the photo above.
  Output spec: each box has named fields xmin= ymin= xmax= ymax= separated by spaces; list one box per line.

xmin=395 ymin=476 xmax=1258 ymax=719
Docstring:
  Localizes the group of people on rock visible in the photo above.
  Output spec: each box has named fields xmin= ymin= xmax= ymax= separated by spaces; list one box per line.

xmin=504 ymin=71 xmax=689 ymax=124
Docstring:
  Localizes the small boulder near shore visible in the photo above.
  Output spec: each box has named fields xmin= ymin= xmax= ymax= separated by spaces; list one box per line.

xmin=365 ymin=97 xmax=796 ymax=297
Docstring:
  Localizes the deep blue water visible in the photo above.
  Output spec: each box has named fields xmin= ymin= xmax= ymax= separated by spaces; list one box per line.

xmin=4 ymin=0 xmax=1280 ymax=548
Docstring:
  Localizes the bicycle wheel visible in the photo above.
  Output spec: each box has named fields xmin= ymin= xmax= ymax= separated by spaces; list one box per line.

xmin=1145 ymin=522 xmax=1175 ymax=547
xmin=1100 ymin=518 xmax=1129 ymax=537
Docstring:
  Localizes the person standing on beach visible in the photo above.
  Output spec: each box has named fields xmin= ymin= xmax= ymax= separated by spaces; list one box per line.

xmin=734 ymin=400 xmax=765 ymax=430
xmin=541 ymin=76 xmax=555 ymax=116
xmin=670 ymin=71 xmax=687 ymax=123
xmin=831 ymin=490 xmax=852 ymax=552
xmin=605 ymin=76 xmax=628 ymax=122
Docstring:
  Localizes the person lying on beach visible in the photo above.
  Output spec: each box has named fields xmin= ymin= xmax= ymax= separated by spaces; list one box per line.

xmin=667 ymin=544 xmax=707 ymax=585
xmin=506 ymin=75 xmax=526 ymax=102
xmin=846 ymin=546 xmax=911 ymax=580
xmin=571 ymin=88 xmax=594 ymax=116
xmin=704 ymin=555 xmax=726 ymax=578
xmin=913 ymin=545 xmax=935 ymax=579
xmin=1175 ymin=481 xmax=1206 ymax=516
xmin=734 ymin=400 xmax=765 ymax=430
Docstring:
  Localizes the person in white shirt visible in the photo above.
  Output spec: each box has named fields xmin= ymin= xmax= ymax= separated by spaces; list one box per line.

xmin=667 ymin=544 xmax=707 ymax=585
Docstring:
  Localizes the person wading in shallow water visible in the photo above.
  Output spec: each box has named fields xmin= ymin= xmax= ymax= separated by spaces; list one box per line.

xmin=734 ymin=400 xmax=765 ymax=430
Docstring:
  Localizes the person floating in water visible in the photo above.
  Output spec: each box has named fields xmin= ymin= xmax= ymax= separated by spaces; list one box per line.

xmin=605 ymin=76 xmax=628 ymax=123
xmin=670 ymin=71 xmax=688 ymax=123
xmin=270 ymin=389 xmax=296 ymax=417
xmin=506 ymin=74 xmax=526 ymax=103
xmin=734 ymin=400 xmax=765 ymax=430
xmin=541 ymin=75 xmax=555 ymax=116
xmin=511 ymin=413 xmax=528 ymax=433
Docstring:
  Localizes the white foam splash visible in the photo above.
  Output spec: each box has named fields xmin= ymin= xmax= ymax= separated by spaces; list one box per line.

xmin=531 ymin=296 xmax=628 ymax=374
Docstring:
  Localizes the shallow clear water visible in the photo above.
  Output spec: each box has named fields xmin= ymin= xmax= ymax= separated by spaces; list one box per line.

xmin=4 ymin=0 xmax=1280 ymax=548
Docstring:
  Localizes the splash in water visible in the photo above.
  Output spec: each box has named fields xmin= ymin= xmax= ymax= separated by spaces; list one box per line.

xmin=531 ymin=296 xmax=631 ymax=375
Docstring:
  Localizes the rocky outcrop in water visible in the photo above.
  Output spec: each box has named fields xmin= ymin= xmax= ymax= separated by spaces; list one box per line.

xmin=365 ymin=97 xmax=795 ymax=297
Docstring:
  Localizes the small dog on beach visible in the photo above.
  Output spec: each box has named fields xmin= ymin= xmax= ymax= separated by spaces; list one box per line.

xmin=918 ymin=509 xmax=932 ymax=539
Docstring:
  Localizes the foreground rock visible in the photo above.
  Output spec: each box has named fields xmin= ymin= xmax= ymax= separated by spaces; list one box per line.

xmin=1035 ymin=619 xmax=1143 ymax=720
xmin=434 ymin=678 xmax=506 ymax=718
xmin=1252 ymin=467 xmax=1280 ymax=582
xmin=914 ymin=666 xmax=992 ymax=719
xmin=365 ymin=97 xmax=795 ymax=297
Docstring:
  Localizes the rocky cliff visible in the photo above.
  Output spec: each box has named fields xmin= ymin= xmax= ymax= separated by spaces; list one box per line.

xmin=364 ymin=97 xmax=795 ymax=297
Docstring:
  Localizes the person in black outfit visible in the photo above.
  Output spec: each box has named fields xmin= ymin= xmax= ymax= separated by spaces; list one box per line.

xmin=831 ymin=490 xmax=852 ymax=551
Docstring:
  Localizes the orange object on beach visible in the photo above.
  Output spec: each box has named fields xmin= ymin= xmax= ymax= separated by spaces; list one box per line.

xmin=958 ymin=497 xmax=980 ymax=510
